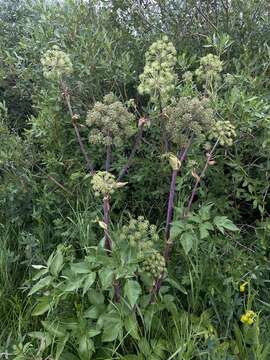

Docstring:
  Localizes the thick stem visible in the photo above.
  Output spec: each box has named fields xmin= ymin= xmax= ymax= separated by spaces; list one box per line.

xmin=114 ymin=279 xmax=121 ymax=303
xmin=185 ymin=138 xmax=220 ymax=215
xmin=60 ymin=81 xmax=93 ymax=173
xmin=105 ymin=144 xmax=111 ymax=172
xmin=103 ymin=195 xmax=112 ymax=252
xmin=103 ymin=145 xmax=112 ymax=252
xmin=164 ymin=137 xmax=193 ymax=263
xmin=117 ymin=118 xmax=146 ymax=181
xmin=158 ymin=94 xmax=169 ymax=152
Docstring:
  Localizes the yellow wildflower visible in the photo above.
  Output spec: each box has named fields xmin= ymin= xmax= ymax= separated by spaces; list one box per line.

xmin=239 ymin=281 xmax=248 ymax=293
xmin=240 ymin=310 xmax=256 ymax=325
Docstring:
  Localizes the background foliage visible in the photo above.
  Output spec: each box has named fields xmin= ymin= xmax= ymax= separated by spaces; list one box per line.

xmin=1 ymin=0 xmax=270 ymax=359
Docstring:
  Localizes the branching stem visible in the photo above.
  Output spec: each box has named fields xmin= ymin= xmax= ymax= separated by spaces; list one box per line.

xmin=117 ymin=118 xmax=146 ymax=181
xmin=60 ymin=81 xmax=94 ymax=173
xmin=185 ymin=137 xmax=220 ymax=215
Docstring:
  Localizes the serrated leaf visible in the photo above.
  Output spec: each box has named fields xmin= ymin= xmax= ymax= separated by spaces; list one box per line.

xmin=180 ymin=232 xmax=195 ymax=254
xmin=199 ymin=221 xmax=214 ymax=239
xmin=98 ymin=268 xmax=113 ymax=289
xmin=214 ymin=216 xmax=239 ymax=234
xmin=102 ymin=313 xmax=122 ymax=342
xmin=124 ymin=280 xmax=141 ymax=308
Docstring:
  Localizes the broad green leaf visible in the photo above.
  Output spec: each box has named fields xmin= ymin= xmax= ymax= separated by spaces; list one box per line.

xmin=33 ymin=268 xmax=49 ymax=281
xmin=88 ymin=290 xmax=104 ymax=305
xmin=82 ymin=272 xmax=96 ymax=295
xmin=102 ymin=313 xmax=122 ymax=342
xmin=124 ymin=280 xmax=141 ymax=308
xmin=29 ymin=275 xmax=52 ymax=296
xmin=180 ymin=232 xmax=195 ymax=254
xmin=64 ymin=275 xmax=85 ymax=292
xmin=78 ymin=335 xmax=94 ymax=359
xmin=214 ymin=216 xmax=239 ymax=234
xmin=165 ymin=277 xmax=187 ymax=294
xmin=28 ymin=331 xmax=52 ymax=348
xmin=71 ymin=262 xmax=91 ymax=274
xmin=32 ymin=297 xmax=52 ymax=316
xmin=98 ymin=267 xmax=113 ymax=289
xmin=124 ymin=313 xmax=140 ymax=340
xmin=55 ymin=334 xmax=69 ymax=360
xmin=41 ymin=320 xmax=66 ymax=337
xmin=198 ymin=204 xmax=213 ymax=221
xmin=88 ymin=328 xmax=101 ymax=338
xmin=49 ymin=250 xmax=64 ymax=277
xmin=199 ymin=221 xmax=214 ymax=239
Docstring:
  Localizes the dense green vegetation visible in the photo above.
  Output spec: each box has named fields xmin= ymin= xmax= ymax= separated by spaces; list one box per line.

xmin=1 ymin=0 xmax=270 ymax=358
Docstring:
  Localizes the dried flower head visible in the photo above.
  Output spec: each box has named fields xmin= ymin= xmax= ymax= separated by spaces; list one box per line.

xmin=41 ymin=45 xmax=73 ymax=80
xmin=138 ymin=36 xmax=177 ymax=106
xmin=164 ymin=97 xmax=215 ymax=145
xmin=86 ymin=93 xmax=136 ymax=147
xmin=209 ymin=120 xmax=236 ymax=146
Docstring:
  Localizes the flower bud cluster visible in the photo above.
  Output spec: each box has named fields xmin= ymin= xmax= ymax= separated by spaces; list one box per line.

xmin=141 ymin=251 xmax=166 ymax=279
xmin=41 ymin=45 xmax=73 ymax=80
xmin=195 ymin=54 xmax=222 ymax=84
xmin=86 ymin=93 xmax=135 ymax=147
xmin=138 ymin=36 xmax=177 ymax=106
xmin=119 ymin=216 xmax=159 ymax=250
xmin=209 ymin=120 xmax=236 ymax=146
xmin=164 ymin=97 xmax=215 ymax=144
xmin=91 ymin=171 xmax=117 ymax=197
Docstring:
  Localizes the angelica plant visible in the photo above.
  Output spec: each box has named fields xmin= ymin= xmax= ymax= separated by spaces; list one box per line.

xmin=138 ymin=36 xmax=177 ymax=150
xmin=41 ymin=46 xmax=93 ymax=171
xmin=195 ymin=53 xmax=223 ymax=97
xmin=163 ymin=96 xmax=215 ymax=260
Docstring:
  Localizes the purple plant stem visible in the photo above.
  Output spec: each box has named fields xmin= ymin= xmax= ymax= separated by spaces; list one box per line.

xmin=185 ymin=137 xmax=220 ymax=216
xmin=103 ymin=144 xmax=112 ymax=252
xmin=117 ymin=118 xmax=146 ymax=181
xmin=158 ymin=94 xmax=169 ymax=152
xmin=164 ymin=137 xmax=193 ymax=263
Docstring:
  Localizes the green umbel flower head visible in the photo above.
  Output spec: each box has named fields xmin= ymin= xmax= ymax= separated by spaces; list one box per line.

xmin=209 ymin=120 xmax=236 ymax=146
xmin=195 ymin=54 xmax=222 ymax=95
xmin=41 ymin=45 xmax=73 ymax=80
xmin=138 ymin=36 xmax=177 ymax=106
xmin=141 ymin=250 xmax=166 ymax=279
xmin=164 ymin=97 xmax=215 ymax=145
xmin=91 ymin=171 xmax=118 ymax=197
xmin=119 ymin=216 xmax=159 ymax=251
xmin=86 ymin=93 xmax=136 ymax=147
